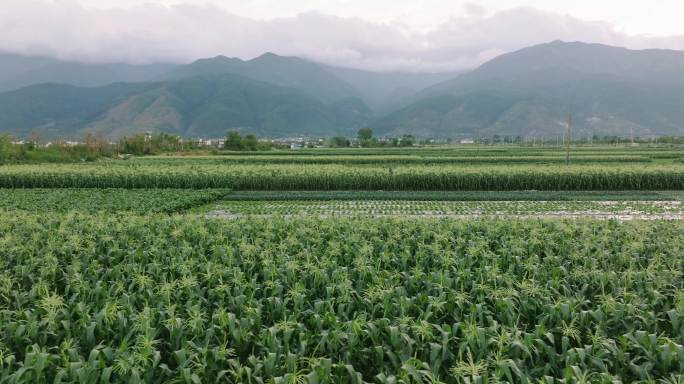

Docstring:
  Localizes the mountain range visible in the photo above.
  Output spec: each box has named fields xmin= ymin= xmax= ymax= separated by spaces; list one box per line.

xmin=1 ymin=41 xmax=684 ymax=139
xmin=377 ymin=41 xmax=684 ymax=138
xmin=0 ymin=53 xmax=176 ymax=92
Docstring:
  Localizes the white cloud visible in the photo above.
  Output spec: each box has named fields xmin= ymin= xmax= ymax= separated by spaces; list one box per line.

xmin=1 ymin=0 xmax=684 ymax=72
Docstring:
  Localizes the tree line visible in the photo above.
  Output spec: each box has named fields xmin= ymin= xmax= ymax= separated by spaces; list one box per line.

xmin=4 ymin=129 xmax=684 ymax=164
xmin=328 ymin=128 xmax=416 ymax=147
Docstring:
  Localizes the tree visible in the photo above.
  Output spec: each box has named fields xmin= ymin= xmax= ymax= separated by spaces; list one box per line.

xmin=399 ymin=134 xmax=415 ymax=147
xmin=357 ymin=128 xmax=373 ymax=141
xmin=242 ymin=134 xmax=258 ymax=151
xmin=357 ymin=128 xmax=376 ymax=147
xmin=225 ymin=131 xmax=243 ymax=151
xmin=329 ymin=136 xmax=350 ymax=148
xmin=120 ymin=135 xmax=146 ymax=155
xmin=0 ymin=135 xmax=13 ymax=162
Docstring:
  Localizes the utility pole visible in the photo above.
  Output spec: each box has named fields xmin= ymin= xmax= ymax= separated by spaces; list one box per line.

xmin=565 ymin=112 xmax=572 ymax=166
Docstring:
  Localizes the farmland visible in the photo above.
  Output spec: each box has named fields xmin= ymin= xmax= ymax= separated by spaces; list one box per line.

xmin=0 ymin=189 xmax=230 ymax=213
xmin=0 ymin=146 xmax=683 ymax=191
xmin=2 ymin=161 xmax=684 ymax=190
xmin=1 ymin=145 xmax=684 ymax=382
xmin=1 ymin=214 xmax=684 ymax=382
xmin=204 ymin=199 xmax=684 ymax=219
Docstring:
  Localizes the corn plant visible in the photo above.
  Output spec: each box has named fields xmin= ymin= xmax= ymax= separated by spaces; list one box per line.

xmin=0 ymin=213 xmax=682 ymax=382
xmin=1 ymin=162 xmax=684 ymax=190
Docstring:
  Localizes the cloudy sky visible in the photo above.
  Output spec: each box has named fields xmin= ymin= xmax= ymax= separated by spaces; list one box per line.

xmin=3 ymin=0 xmax=684 ymax=72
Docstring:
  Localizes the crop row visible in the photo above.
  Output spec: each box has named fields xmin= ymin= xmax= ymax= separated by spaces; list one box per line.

xmin=224 ymin=190 xmax=684 ymax=201
xmin=0 ymin=189 xmax=230 ymax=213
xmin=212 ymin=146 xmax=684 ymax=157
xmin=208 ymin=200 xmax=684 ymax=216
xmin=0 ymin=214 xmax=682 ymax=382
xmin=2 ymin=163 xmax=684 ymax=190
xmin=167 ymin=155 xmax=654 ymax=165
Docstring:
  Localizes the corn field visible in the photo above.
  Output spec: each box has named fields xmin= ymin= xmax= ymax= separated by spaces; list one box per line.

xmin=167 ymin=155 xmax=654 ymax=165
xmin=0 ymin=189 xmax=230 ymax=213
xmin=1 ymin=162 xmax=684 ymax=190
xmin=210 ymin=147 xmax=684 ymax=158
xmin=0 ymin=213 xmax=683 ymax=382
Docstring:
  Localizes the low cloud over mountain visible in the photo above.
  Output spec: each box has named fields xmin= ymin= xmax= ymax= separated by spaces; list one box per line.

xmin=3 ymin=1 xmax=684 ymax=72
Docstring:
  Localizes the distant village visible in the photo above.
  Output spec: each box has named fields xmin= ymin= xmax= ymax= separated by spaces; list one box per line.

xmin=10 ymin=134 xmax=473 ymax=150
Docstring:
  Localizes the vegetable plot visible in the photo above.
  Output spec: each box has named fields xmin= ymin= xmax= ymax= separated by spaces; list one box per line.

xmin=206 ymin=199 xmax=684 ymax=217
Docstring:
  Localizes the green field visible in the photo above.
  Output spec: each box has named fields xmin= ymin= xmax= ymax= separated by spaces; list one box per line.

xmin=1 ymin=214 xmax=683 ymax=382
xmin=224 ymin=190 xmax=684 ymax=201
xmin=0 ymin=146 xmax=683 ymax=191
xmin=1 ymin=145 xmax=684 ymax=382
xmin=0 ymin=189 xmax=230 ymax=213
xmin=2 ymin=162 xmax=684 ymax=190
xmin=204 ymin=199 xmax=684 ymax=218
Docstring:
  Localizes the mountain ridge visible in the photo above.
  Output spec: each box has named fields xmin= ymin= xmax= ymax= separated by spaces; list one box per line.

xmin=376 ymin=41 xmax=684 ymax=138
xmin=0 ymin=53 xmax=177 ymax=92
xmin=2 ymin=41 xmax=684 ymax=139
xmin=0 ymin=73 xmax=370 ymax=139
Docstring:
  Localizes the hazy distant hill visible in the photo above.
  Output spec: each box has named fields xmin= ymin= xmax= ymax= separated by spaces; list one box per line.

xmin=0 ymin=82 xmax=155 ymax=138
xmin=163 ymin=53 xmax=360 ymax=105
xmin=0 ymin=74 xmax=370 ymax=139
xmin=377 ymin=41 xmax=684 ymax=138
xmin=324 ymin=66 xmax=461 ymax=112
xmin=164 ymin=53 xmax=455 ymax=110
xmin=0 ymin=52 xmax=456 ymax=138
xmin=3 ymin=42 xmax=684 ymax=139
xmin=0 ymin=53 xmax=177 ymax=92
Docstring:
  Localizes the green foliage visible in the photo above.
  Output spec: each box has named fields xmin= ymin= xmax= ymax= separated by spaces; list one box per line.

xmin=225 ymin=131 xmax=243 ymax=151
xmin=204 ymin=146 xmax=684 ymax=157
xmin=0 ymin=135 xmax=109 ymax=164
xmin=0 ymin=135 xmax=11 ymax=162
xmin=329 ymin=136 xmax=350 ymax=148
xmin=242 ymin=134 xmax=259 ymax=151
xmin=119 ymin=133 xmax=185 ymax=155
xmin=0 ymin=214 xmax=682 ymax=382
xmin=224 ymin=131 xmax=260 ymax=151
xmin=399 ymin=135 xmax=415 ymax=147
xmin=357 ymin=128 xmax=378 ymax=148
xmin=0 ymin=189 xmax=230 ymax=213
xmin=357 ymin=128 xmax=373 ymax=140
xmin=2 ymin=161 xmax=684 ymax=190
xmin=210 ymin=155 xmax=653 ymax=165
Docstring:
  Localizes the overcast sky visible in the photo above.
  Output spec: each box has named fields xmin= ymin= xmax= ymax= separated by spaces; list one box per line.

xmin=3 ymin=0 xmax=684 ymax=72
